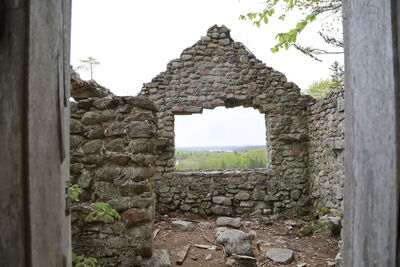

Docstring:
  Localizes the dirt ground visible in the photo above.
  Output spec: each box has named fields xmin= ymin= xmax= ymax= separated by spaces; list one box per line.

xmin=154 ymin=211 xmax=340 ymax=267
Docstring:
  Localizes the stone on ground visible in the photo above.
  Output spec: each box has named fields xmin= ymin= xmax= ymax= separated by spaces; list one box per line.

xmin=225 ymin=255 xmax=257 ymax=267
xmin=215 ymin=228 xmax=254 ymax=256
xmin=335 ymin=251 xmax=342 ymax=265
xmin=141 ymin=249 xmax=172 ymax=267
xmin=325 ymin=216 xmax=341 ymax=225
xmin=171 ymin=220 xmax=195 ymax=231
xmin=285 ymin=220 xmax=298 ymax=227
xmin=207 ymin=245 xmax=217 ymax=251
xmin=216 ymin=217 xmax=241 ymax=229
xmin=320 ymin=216 xmax=342 ymax=236
xmin=265 ymin=248 xmax=294 ymax=264
xmin=198 ymin=221 xmax=211 ymax=230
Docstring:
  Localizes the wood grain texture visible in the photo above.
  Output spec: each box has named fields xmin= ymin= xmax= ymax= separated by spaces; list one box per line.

xmin=0 ymin=0 xmax=71 ymax=266
xmin=28 ymin=0 xmax=71 ymax=266
xmin=394 ymin=0 xmax=400 ymax=264
xmin=343 ymin=0 xmax=399 ymax=266
xmin=0 ymin=1 xmax=28 ymax=266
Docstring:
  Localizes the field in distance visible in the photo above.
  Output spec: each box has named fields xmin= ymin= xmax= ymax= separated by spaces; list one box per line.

xmin=175 ymin=145 xmax=267 ymax=170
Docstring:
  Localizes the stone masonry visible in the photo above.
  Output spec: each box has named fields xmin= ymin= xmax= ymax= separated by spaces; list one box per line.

xmin=69 ymin=24 xmax=346 ymax=265
xmin=158 ymin=169 xmax=306 ymax=216
xmin=70 ymin=72 xmax=158 ymax=266
xmin=139 ymin=25 xmax=313 ymax=214
xmin=308 ymin=90 xmax=345 ymax=210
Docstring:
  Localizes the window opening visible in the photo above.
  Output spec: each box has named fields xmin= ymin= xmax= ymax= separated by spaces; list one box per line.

xmin=174 ymin=107 xmax=267 ymax=170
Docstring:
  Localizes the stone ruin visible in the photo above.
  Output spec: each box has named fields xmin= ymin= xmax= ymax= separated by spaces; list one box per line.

xmin=69 ymin=25 xmax=344 ymax=266
xmin=70 ymin=72 xmax=158 ymax=265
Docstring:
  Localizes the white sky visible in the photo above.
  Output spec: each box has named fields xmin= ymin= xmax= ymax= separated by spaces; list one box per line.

xmin=71 ymin=0 xmax=343 ymax=147
xmin=175 ymin=107 xmax=266 ymax=147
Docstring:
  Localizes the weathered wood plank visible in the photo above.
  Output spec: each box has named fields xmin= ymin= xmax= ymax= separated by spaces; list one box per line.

xmin=343 ymin=0 xmax=399 ymax=266
xmin=61 ymin=1 xmax=72 ymax=265
xmin=0 ymin=0 xmax=71 ymax=266
xmin=395 ymin=0 xmax=400 ymax=264
xmin=28 ymin=0 xmax=71 ymax=266
xmin=0 ymin=1 xmax=29 ymax=266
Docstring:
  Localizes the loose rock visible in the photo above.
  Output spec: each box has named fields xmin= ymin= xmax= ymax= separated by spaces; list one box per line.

xmin=215 ymin=228 xmax=254 ymax=256
xmin=141 ymin=249 xmax=172 ymax=267
xmin=171 ymin=220 xmax=195 ymax=231
xmin=266 ymin=248 xmax=294 ymax=264
xmin=198 ymin=222 xmax=211 ymax=230
xmin=225 ymin=255 xmax=257 ymax=267
xmin=216 ymin=217 xmax=241 ymax=229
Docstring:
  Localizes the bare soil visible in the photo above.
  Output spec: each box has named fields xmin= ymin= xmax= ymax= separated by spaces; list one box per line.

xmin=154 ymin=211 xmax=339 ymax=267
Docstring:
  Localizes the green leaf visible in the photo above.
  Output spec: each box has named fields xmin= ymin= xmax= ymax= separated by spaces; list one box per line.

xmin=264 ymin=16 xmax=269 ymax=24
xmin=269 ymin=9 xmax=275 ymax=16
xmin=85 ymin=202 xmax=121 ymax=223
xmin=304 ymin=79 xmax=336 ymax=99
xmin=70 ymin=184 xmax=82 ymax=202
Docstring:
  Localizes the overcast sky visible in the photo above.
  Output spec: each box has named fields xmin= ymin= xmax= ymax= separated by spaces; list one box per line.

xmin=71 ymin=0 xmax=343 ymax=147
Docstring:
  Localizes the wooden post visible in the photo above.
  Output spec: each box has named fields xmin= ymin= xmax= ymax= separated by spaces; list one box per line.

xmin=0 ymin=0 xmax=71 ymax=266
xmin=343 ymin=0 xmax=400 ymax=266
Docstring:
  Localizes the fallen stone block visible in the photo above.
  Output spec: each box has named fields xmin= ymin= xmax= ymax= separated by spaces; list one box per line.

xmin=265 ymin=248 xmax=294 ymax=264
xmin=141 ymin=249 xmax=172 ymax=267
xmin=216 ymin=217 xmax=241 ymax=229
xmin=198 ymin=222 xmax=211 ymax=230
xmin=171 ymin=220 xmax=195 ymax=231
xmin=215 ymin=228 xmax=254 ymax=256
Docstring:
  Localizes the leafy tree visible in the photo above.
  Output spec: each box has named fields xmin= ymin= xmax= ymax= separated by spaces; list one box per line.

xmin=239 ymin=0 xmax=343 ymax=61
xmin=330 ymin=61 xmax=344 ymax=91
xmin=304 ymin=60 xmax=343 ymax=99
xmin=304 ymin=79 xmax=335 ymax=99
xmin=75 ymin=56 xmax=100 ymax=80
xmin=175 ymin=149 xmax=267 ymax=170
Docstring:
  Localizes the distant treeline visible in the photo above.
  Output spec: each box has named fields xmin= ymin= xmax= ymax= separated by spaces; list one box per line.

xmin=176 ymin=145 xmax=266 ymax=152
xmin=175 ymin=149 xmax=267 ymax=170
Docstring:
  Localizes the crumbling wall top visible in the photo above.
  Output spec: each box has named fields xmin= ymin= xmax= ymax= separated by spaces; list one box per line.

xmin=70 ymin=69 xmax=113 ymax=100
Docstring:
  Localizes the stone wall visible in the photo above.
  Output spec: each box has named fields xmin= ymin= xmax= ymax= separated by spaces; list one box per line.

xmin=157 ymin=169 xmax=308 ymax=215
xmin=68 ymin=25 xmax=347 ymax=266
xmin=308 ymin=90 xmax=345 ymax=210
xmin=139 ymin=25 xmax=313 ymax=214
xmin=69 ymin=74 xmax=158 ymax=266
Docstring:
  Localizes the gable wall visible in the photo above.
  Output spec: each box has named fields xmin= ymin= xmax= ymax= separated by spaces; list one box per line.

xmin=139 ymin=25 xmax=313 ymax=214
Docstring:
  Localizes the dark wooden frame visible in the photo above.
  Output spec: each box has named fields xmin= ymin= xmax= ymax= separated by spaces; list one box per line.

xmin=0 ymin=0 xmax=71 ymax=266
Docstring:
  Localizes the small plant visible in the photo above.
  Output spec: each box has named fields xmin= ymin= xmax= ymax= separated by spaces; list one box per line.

xmin=70 ymin=184 xmax=83 ymax=202
xmin=313 ymin=207 xmax=331 ymax=218
xmin=85 ymin=202 xmax=121 ymax=223
xmin=72 ymin=252 xmax=98 ymax=267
